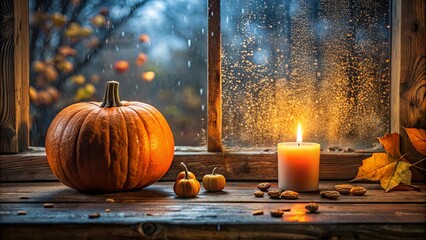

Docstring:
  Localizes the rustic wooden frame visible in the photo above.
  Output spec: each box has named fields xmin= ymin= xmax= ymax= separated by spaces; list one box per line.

xmin=207 ymin=0 xmax=223 ymax=152
xmin=0 ymin=0 xmax=425 ymax=182
xmin=0 ymin=0 xmax=30 ymax=153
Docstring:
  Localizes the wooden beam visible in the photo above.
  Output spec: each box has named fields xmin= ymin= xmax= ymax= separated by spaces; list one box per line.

xmin=0 ymin=0 xmax=30 ymax=153
xmin=0 ymin=147 xmax=379 ymax=182
xmin=392 ymin=0 xmax=426 ymax=181
xmin=207 ymin=0 xmax=222 ymax=152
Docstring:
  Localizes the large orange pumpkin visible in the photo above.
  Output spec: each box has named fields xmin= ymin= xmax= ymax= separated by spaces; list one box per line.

xmin=45 ymin=81 xmax=174 ymax=192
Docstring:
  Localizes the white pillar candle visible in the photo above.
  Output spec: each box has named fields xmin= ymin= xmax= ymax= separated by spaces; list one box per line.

xmin=278 ymin=123 xmax=320 ymax=192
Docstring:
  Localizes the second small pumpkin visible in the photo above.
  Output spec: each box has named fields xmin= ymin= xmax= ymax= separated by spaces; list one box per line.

xmin=202 ymin=167 xmax=226 ymax=192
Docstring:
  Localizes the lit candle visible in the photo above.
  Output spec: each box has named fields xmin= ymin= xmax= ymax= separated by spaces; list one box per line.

xmin=278 ymin=123 xmax=320 ymax=192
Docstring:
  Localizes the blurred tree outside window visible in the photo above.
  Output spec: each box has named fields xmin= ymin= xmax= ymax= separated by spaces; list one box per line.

xmin=30 ymin=0 xmax=391 ymax=151
xmin=29 ymin=0 xmax=207 ymax=146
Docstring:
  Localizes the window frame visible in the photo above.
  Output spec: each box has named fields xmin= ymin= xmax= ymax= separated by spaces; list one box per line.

xmin=1 ymin=0 xmax=425 ymax=182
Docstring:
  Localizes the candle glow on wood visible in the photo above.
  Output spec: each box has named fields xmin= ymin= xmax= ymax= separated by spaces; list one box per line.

xmin=278 ymin=123 xmax=320 ymax=192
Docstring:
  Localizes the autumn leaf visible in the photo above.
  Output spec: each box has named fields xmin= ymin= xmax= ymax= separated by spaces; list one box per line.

xmin=380 ymin=160 xmax=412 ymax=192
xmin=404 ymin=128 xmax=426 ymax=156
xmin=389 ymin=183 xmax=421 ymax=192
xmin=378 ymin=133 xmax=402 ymax=159
xmin=350 ymin=153 xmax=396 ymax=181
xmin=350 ymin=153 xmax=413 ymax=192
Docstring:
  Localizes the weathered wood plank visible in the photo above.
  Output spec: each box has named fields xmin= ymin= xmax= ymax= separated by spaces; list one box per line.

xmin=1 ymin=182 xmax=425 ymax=204
xmin=1 ymin=223 xmax=425 ymax=240
xmin=0 ymin=181 xmax=425 ymax=239
xmin=392 ymin=0 xmax=426 ymax=182
xmin=0 ymin=0 xmax=29 ymax=153
xmin=1 ymin=202 xmax=425 ymax=225
xmin=207 ymin=0 xmax=222 ymax=152
xmin=0 ymin=148 xmax=371 ymax=182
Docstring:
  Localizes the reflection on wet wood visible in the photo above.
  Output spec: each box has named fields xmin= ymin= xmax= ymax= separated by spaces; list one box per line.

xmin=0 ymin=181 xmax=425 ymax=239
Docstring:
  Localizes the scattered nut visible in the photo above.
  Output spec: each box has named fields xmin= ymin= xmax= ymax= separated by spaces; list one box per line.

xmin=350 ymin=186 xmax=367 ymax=196
xmin=105 ymin=209 xmax=110 ymax=213
xmin=281 ymin=190 xmax=299 ymax=200
xmin=17 ymin=210 xmax=27 ymax=215
xmin=270 ymin=210 xmax=284 ymax=217
xmin=253 ymin=191 xmax=265 ymax=197
xmin=43 ymin=203 xmax=55 ymax=208
xmin=320 ymin=191 xmax=340 ymax=200
xmin=278 ymin=207 xmax=291 ymax=212
xmin=252 ymin=210 xmax=264 ymax=215
xmin=335 ymin=184 xmax=354 ymax=195
xmin=106 ymin=198 xmax=115 ymax=203
xmin=268 ymin=190 xmax=281 ymax=199
xmin=305 ymin=203 xmax=319 ymax=213
xmin=19 ymin=196 xmax=30 ymax=200
xmin=88 ymin=212 xmax=100 ymax=219
xmin=257 ymin=182 xmax=272 ymax=192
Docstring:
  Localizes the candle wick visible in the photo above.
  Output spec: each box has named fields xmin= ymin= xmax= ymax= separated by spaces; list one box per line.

xmin=297 ymin=142 xmax=300 ymax=146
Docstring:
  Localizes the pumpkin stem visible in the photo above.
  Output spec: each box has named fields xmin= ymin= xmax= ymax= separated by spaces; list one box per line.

xmin=211 ymin=167 xmax=217 ymax=175
xmin=101 ymin=81 xmax=122 ymax=108
xmin=180 ymin=162 xmax=189 ymax=180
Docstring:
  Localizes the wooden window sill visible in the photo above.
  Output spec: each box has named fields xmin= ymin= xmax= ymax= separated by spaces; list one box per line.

xmin=0 ymin=181 xmax=425 ymax=239
xmin=0 ymin=147 xmax=374 ymax=182
xmin=1 ymin=147 xmax=425 ymax=182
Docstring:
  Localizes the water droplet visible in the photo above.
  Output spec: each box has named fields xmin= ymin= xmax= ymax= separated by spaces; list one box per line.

xmin=188 ymin=61 xmax=191 ymax=68
xmin=200 ymin=88 xmax=203 ymax=95
xmin=188 ymin=39 xmax=191 ymax=47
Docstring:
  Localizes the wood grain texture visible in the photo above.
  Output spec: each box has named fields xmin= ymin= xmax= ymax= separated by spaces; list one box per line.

xmin=1 ymin=182 xmax=425 ymax=203
xmin=0 ymin=148 xmax=372 ymax=182
xmin=1 ymin=202 xmax=425 ymax=225
xmin=0 ymin=0 xmax=29 ymax=153
xmin=207 ymin=0 xmax=222 ymax=152
xmin=1 ymin=224 xmax=425 ymax=240
xmin=0 ymin=181 xmax=425 ymax=239
xmin=392 ymin=0 xmax=426 ymax=182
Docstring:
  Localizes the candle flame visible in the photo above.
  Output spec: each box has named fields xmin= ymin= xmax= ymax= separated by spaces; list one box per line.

xmin=297 ymin=122 xmax=302 ymax=144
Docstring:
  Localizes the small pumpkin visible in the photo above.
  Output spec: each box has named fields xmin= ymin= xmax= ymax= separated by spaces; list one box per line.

xmin=173 ymin=162 xmax=200 ymax=198
xmin=202 ymin=167 xmax=226 ymax=192
xmin=176 ymin=168 xmax=197 ymax=181
xmin=45 ymin=81 xmax=174 ymax=192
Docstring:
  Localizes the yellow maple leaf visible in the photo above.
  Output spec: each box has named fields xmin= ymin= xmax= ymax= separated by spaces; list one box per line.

xmin=351 ymin=153 xmax=397 ymax=181
xmin=351 ymin=132 xmax=415 ymax=192
xmin=350 ymin=153 xmax=413 ymax=192
xmin=380 ymin=161 xmax=412 ymax=192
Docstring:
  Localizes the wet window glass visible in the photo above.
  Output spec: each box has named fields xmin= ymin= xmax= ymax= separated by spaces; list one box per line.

xmin=29 ymin=0 xmax=207 ymax=146
xmin=222 ymin=0 xmax=390 ymax=150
